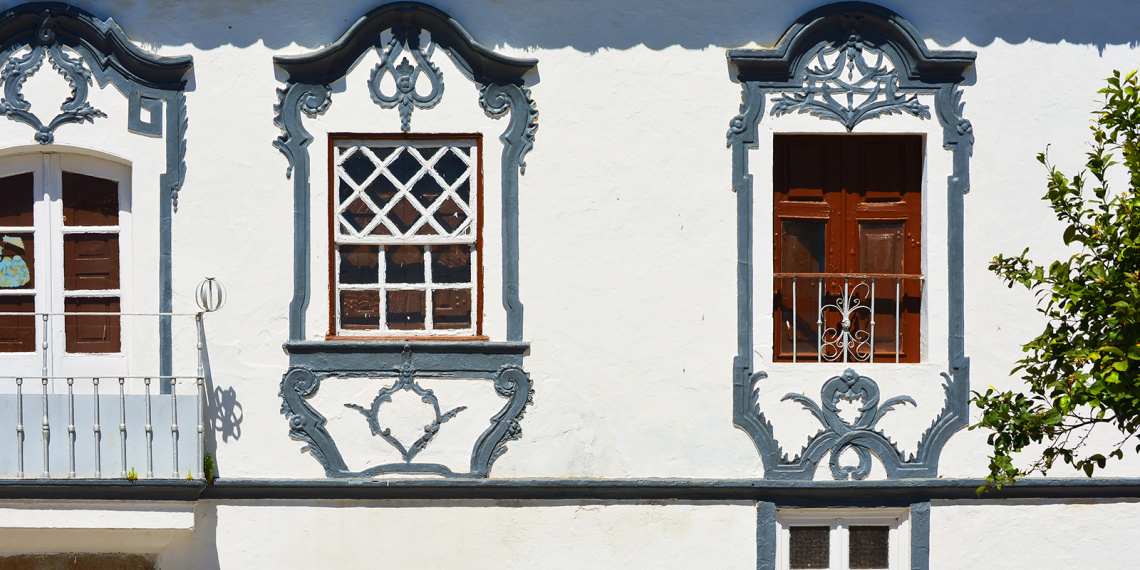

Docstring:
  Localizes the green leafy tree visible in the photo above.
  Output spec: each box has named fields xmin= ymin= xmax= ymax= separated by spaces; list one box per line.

xmin=973 ymin=70 xmax=1140 ymax=489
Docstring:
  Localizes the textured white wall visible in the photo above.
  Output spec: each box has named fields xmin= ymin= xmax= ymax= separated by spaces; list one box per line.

xmin=0 ymin=0 xmax=1138 ymax=565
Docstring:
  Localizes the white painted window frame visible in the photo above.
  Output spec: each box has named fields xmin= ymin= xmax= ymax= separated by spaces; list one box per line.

xmin=0 ymin=153 xmax=132 ymax=380
xmin=775 ymin=508 xmax=909 ymax=570
xmin=331 ymin=137 xmax=480 ymax=337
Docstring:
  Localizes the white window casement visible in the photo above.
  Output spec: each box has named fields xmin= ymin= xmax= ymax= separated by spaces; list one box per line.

xmin=0 ymin=153 xmax=131 ymax=378
xmin=330 ymin=135 xmax=481 ymax=338
xmin=776 ymin=509 xmax=909 ymax=570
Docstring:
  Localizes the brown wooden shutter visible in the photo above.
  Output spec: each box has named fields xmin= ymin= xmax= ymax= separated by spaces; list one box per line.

xmin=62 ymin=172 xmax=120 ymax=353
xmin=0 ymin=172 xmax=35 ymax=352
xmin=774 ymin=135 xmax=922 ymax=363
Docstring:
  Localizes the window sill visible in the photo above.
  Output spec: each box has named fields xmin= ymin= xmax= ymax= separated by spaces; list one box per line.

xmin=323 ymin=334 xmax=490 ymax=342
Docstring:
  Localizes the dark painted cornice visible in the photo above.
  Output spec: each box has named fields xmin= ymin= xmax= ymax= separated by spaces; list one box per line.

xmin=0 ymin=2 xmax=192 ymax=90
xmin=728 ymin=2 xmax=975 ymax=86
xmin=273 ymin=1 xmax=537 ymax=86
xmin=5 ymin=478 xmax=1140 ymax=505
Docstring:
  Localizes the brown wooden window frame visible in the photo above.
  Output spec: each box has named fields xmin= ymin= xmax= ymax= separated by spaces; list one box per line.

xmin=773 ymin=134 xmax=923 ymax=363
xmin=327 ymin=133 xmax=485 ymax=341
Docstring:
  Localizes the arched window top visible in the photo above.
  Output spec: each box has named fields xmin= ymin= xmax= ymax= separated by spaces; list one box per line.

xmin=728 ymin=2 xmax=974 ymax=87
xmin=273 ymin=1 xmax=537 ymax=86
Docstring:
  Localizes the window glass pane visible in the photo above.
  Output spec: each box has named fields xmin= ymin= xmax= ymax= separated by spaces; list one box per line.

xmin=432 ymin=289 xmax=471 ymax=330
xmin=0 ymin=296 xmax=34 ymax=352
xmin=386 ymin=245 xmax=424 ymax=283
xmin=65 ymin=297 xmax=120 ymax=353
xmin=431 ymin=245 xmax=471 ymax=284
xmin=341 ymin=196 xmax=376 ymax=235
xmin=340 ymin=290 xmax=380 ymax=330
xmin=388 ymin=148 xmax=424 ymax=185
xmin=0 ymin=172 xmax=34 ymax=226
xmin=849 ymin=525 xmax=890 ymax=569
xmin=433 ymin=198 xmax=469 ymax=235
xmin=339 ymin=245 xmax=379 ymax=284
xmin=858 ymin=221 xmax=904 ymax=274
xmin=62 ymin=172 xmax=118 ymax=226
xmin=781 ymin=220 xmax=826 ymax=273
xmin=0 ymin=233 xmax=33 ymax=289
xmin=387 ymin=290 xmax=425 ymax=330
xmin=64 ymin=234 xmax=119 ymax=291
xmin=434 ymin=147 xmax=471 ymax=185
xmin=789 ymin=526 xmax=830 ymax=569
xmin=339 ymin=147 xmax=380 ymax=186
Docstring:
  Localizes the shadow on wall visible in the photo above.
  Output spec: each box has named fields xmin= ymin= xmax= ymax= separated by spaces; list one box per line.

xmin=199 ymin=318 xmax=242 ymax=480
xmin=0 ymin=0 xmax=1136 ymax=54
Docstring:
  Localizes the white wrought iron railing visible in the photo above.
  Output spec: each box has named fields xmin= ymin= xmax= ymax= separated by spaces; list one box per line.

xmin=0 ymin=278 xmax=224 ymax=480
xmin=776 ymin=272 xmax=924 ymax=363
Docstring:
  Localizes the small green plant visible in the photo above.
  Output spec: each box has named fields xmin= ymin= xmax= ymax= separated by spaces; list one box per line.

xmin=186 ymin=470 xmax=193 ymax=481
xmin=203 ymin=453 xmax=215 ymax=484
xmin=126 ymin=467 xmax=138 ymax=482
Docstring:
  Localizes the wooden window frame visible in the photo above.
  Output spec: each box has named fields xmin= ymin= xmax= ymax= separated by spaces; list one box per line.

xmin=773 ymin=135 xmax=923 ymax=363
xmin=326 ymin=133 xmax=485 ymax=341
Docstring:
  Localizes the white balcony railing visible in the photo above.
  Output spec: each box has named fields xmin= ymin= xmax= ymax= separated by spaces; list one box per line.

xmin=776 ymin=272 xmax=924 ymax=363
xmin=0 ymin=279 xmax=223 ymax=481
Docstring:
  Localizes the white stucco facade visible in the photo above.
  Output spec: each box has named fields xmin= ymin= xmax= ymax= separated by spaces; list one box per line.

xmin=0 ymin=0 xmax=1136 ymax=568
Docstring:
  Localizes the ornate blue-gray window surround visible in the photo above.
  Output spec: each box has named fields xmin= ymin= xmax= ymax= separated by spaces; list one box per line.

xmin=727 ymin=3 xmax=976 ymax=482
xmin=0 ymin=2 xmax=192 ymax=393
xmin=273 ymin=2 xmax=538 ymax=478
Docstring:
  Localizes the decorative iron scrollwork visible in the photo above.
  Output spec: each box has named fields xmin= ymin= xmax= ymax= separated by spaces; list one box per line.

xmin=344 ymin=347 xmax=466 ymax=462
xmin=0 ymin=15 xmax=106 ymax=144
xmin=368 ymin=25 xmax=443 ymax=132
xmin=769 ymin=27 xmax=929 ymax=132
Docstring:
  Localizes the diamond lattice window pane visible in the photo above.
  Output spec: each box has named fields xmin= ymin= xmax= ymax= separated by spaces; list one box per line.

xmin=387 ymin=149 xmax=423 ymax=185
xmin=333 ymin=139 xmax=479 ymax=336
xmin=341 ymin=198 xmax=375 ymax=234
xmin=434 ymin=149 xmax=469 ymax=185
xmin=340 ymin=150 xmax=378 ymax=186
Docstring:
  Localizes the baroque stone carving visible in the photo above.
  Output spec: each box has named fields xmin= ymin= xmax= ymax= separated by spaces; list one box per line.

xmin=779 ymin=368 xmax=914 ymax=480
xmin=345 ymin=347 xmax=467 ymax=462
xmin=279 ymin=343 xmax=533 ymax=478
xmin=368 ymin=24 xmax=443 ymax=132
xmin=769 ymin=21 xmax=929 ymax=131
xmin=0 ymin=18 xmax=106 ymax=145
xmin=727 ymin=3 xmax=976 ymax=480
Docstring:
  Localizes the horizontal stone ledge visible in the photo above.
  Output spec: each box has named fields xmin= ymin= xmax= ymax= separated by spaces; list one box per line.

xmin=5 ymin=478 xmax=1140 ymax=504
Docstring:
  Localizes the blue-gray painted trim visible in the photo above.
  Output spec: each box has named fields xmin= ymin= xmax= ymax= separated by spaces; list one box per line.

xmin=910 ymin=501 xmax=930 ymax=570
xmin=7 ymin=477 xmax=1140 ymax=503
xmin=757 ymin=501 xmax=776 ymax=570
xmin=280 ymin=342 xmax=533 ymax=478
xmin=272 ymin=2 xmax=538 ymax=342
xmin=0 ymin=4 xmax=191 ymax=394
xmin=727 ymin=2 xmax=975 ymax=481
xmin=271 ymin=3 xmax=538 ymax=479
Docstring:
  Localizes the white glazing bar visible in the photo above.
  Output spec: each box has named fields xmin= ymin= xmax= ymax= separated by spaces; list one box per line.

xmin=870 ymin=280 xmax=876 ymax=364
xmin=144 ymin=377 xmax=153 ymax=479
xmin=817 ymin=279 xmax=823 ymax=363
xmin=895 ymin=278 xmax=902 ymax=363
xmin=41 ymin=376 xmax=48 ymax=477
xmin=92 ymin=378 xmax=101 ymax=478
xmin=791 ymin=277 xmax=797 ymax=363
xmin=196 ymin=313 xmax=205 ymax=479
xmin=118 ymin=377 xmax=126 ymax=478
xmin=15 ymin=378 xmax=23 ymax=478
xmin=170 ymin=378 xmax=179 ymax=478
xmin=843 ymin=278 xmax=849 ymax=364
xmin=40 ymin=315 xmax=48 ymax=477
xmin=67 ymin=377 xmax=75 ymax=478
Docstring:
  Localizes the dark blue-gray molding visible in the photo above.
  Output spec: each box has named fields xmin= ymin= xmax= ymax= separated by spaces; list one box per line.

xmin=272 ymin=2 xmax=539 ymax=478
xmin=0 ymin=3 xmax=192 ymax=394
xmin=727 ymin=2 xmax=975 ymax=482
